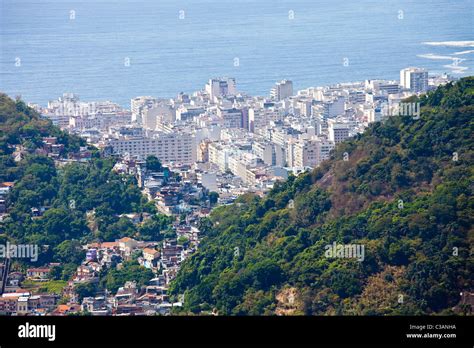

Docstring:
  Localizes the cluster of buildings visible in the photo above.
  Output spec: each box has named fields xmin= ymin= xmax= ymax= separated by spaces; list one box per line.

xmin=0 ymin=263 xmax=58 ymax=315
xmin=72 ymin=225 xmax=199 ymax=315
xmin=26 ymin=67 xmax=451 ymax=202
xmin=0 ymin=291 xmax=58 ymax=316
xmin=65 ymin=235 xmax=193 ymax=315
xmin=40 ymin=93 xmax=131 ymax=132
xmin=24 ymin=68 xmax=443 ymax=205
xmin=79 ymin=280 xmax=174 ymax=316
xmin=10 ymin=136 xmax=91 ymax=165
xmin=27 ymin=67 xmax=450 ymax=202
xmin=114 ymin=156 xmax=213 ymax=215
xmin=0 ymin=225 xmax=199 ymax=316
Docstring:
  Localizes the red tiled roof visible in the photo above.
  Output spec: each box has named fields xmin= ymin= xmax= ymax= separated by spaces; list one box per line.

xmin=142 ymin=248 xmax=159 ymax=255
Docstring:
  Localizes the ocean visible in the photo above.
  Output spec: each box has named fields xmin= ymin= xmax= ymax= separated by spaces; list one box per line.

xmin=0 ymin=0 xmax=473 ymax=107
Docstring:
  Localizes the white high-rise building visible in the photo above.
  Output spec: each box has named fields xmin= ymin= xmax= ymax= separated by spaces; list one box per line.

xmin=131 ymin=96 xmax=157 ymax=124
xmin=208 ymin=142 xmax=230 ymax=172
xmin=400 ymin=67 xmax=428 ymax=93
xmin=293 ymin=140 xmax=318 ymax=167
xmin=317 ymin=139 xmax=335 ymax=164
xmin=248 ymin=108 xmax=266 ymax=133
xmin=248 ymin=108 xmax=281 ymax=133
xmin=143 ymin=104 xmax=175 ymax=129
xmin=328 ymin=120 xmax=350 ymax=144
xmin=252 ymin=141 xmax=274 ymax=166
xmin=108 ymin=132 xmax=196 ymax=164
xmin=323 ymin=96 xmax=345 ymax=119
xmin=205 ymin=78 xmax=237 ymax=100
xmin=176 ymin=105 xmax=205 ymax=122
xmin=142 ymin=108 xmax=159 ymax=130
xmin=292 ymin=138 xmax=335 ymax=168
xmin=217 ymin=107 xmax=242 ymax=128
xmin=365 ymin=80 xmax=400 ymax=95
xmin=270 ymin=80 xmax=293 ymax=101
xmin=297 ymin=99 xmax=312 ymax=117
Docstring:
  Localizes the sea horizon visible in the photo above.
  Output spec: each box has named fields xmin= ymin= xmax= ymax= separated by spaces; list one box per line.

xmin=1 ymin=0 xmax=473 ymax=107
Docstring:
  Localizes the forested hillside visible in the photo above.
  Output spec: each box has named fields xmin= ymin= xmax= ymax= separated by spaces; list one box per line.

xmin=0 ymin=95 xmax=84 ymax=182
xmin=170 ymin=77 xmax=474 ymax=315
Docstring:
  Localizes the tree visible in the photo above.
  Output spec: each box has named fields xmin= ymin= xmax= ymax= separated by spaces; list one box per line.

xmin=146 ymin=155 xmax=162 ymax=171
xmin=209 ymin=191 xmax=219 ymax=206
xmin=74 ymin=283 xmax=97 ymax=301
xmin=48 ymin=265 xmax=63 ymax=280
xmin=292 ymin=188 xmax=331 ymax=226
xmin=177 ymin=236 xmax=189 ymax=246
xmin=54 ymin=240 xmax=85 ymax=264
xmin=61 ymin=263 xmax=78 ymax=281
xmin=101 ymin=261 xmax=154 ymax=294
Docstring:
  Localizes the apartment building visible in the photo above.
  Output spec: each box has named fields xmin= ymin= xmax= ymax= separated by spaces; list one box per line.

xmin=252 ymin=141 xmax=274 ymax=166
xmin=328 ymin=120 xmax=350 ymax=143
xmin=205 ymin=78 xmax=237 ymax=100
xmin=143 ymin=104 xmax=175 ymax=130
xmin=270 ymin=80 xmax=293 ymax=101
xmin=400 ymin=67 xmax=428 ymax=93
xmin=109 ymin=133 xmax=196 ymax=164
xmin=131 ymin=96 xmax=157 ymax=124
xmin=248 ymin=108 xmax=280 ymax=133
xmin=69 ymin=112 xmax=131 ymax=131
xmin=217 ymin=107 xmax=242 ymax=128
xmin=365 ymin=80 xmax=400 ymax=95
xmin=208 ymin=142 xmax=230 ymax=172
xmin=322 ymin=96 xmax=345 ymax=119
xmin=292 ymin=138 xmax=335 ymax=168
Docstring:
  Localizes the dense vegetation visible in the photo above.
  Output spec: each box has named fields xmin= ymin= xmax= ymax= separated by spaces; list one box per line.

xmin=170 ymin=77 xmax=474 ymax=315
xmin=0 ymin=95 xmax=84 ymax=182
xmin=100 ymin=260 xmax=155 ymax=294
xmin=0 ymin=94 xmax=172 ymax=284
